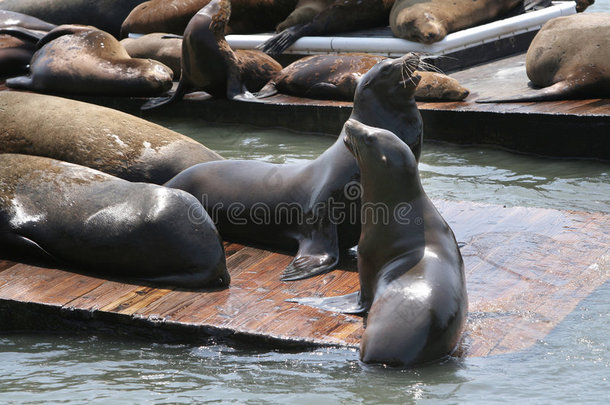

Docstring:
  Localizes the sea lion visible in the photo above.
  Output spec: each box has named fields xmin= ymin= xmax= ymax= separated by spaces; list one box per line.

xmin=121 ymin=0 xmax=297 ymax=38
xmin=5 ymin=24 xmax=174 ymax=97
xmin=121 ymin=33 xmax=183 ymax=79
xmin=257 ymin=53 xmax=469 ymax=101
xmin=0 ymin=154 xmax=230 ymax=289
xmin=390 ymin=0 xmax=523 ymax=44
xmin=0 ymin=92 xmax=222 ymax=184
xmin=0 ymin=10 xmax=56 ymax=31
xmin=292 ymin=119 xmax=467 ymax=367
xmin=259 ymin=0 xmax=395 ymax=56
xmin=0 ymin=0 xmax=146 ymax=38
xmin=141 ymin=0 xmax=282 ymax=109
xmin=478 ymin=13 xmax=610 ymax=102
xmin=165 ymin=53 xmax=423 ymax=281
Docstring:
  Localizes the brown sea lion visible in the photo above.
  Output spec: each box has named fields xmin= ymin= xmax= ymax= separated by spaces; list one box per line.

xmin=0 ymin=0 xmax=146 ymax=38
xmin=120 ymin=0 xmax=297 ymax=38
xmin=121 ymin=33 xmax=183 ymax=79
xmin=390 ymin=0 xmax=523 ymax=44
xmin=257 ymin=53 xmax=469 ymax=101
xmin=141 ymin=0 xmax=282 ymax=109
xmin=0 ymin=154 xmax=230 ymax=289
xmin=291 ymin=119 xmax=467 ymax=368
xmin=165 ymin=53 xmax=423 ymax=281
xmin=0 ymin=92 xmax=222 ymax=184
xmin=259 ymin=0 xmax=395 ymax=56
xmin=576 ymin=0 xmax=595 ymax=12
xmin=5 ymin=24 xmax=174 ymax=96
xmin=478 ymin=13 xmax=610 ymax=102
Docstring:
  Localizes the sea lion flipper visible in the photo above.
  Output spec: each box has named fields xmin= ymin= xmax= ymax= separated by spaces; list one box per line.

xmin=305 ymin=83 xmax=340 ymax=99
xmin=255 ymin=82 xmax=279 ymax=99
xmin=281 ymin=252 xmax=338 ymax=281
xmin=258 ymin=24 xmax=305 ymax=56
xmin=476 ymin=79 xmax=583 ymax=103
xmin=5 ymin=76 xmax=34 ymax=90
xmin=286 ymin=291 xmax=366 ymax=314
xmin=0 ymin=26 xmax=47 ymax=43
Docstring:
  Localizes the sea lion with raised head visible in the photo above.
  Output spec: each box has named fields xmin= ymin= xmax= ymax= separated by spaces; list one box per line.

xmin=0 ymin=92 xmax=222 ymax=184
xmin=292 ymin=119 xmax=468 ymax=368
xmin=257 ymin=53 xmax=469 ymax=101
xmin=0 ymin=154 xmax=230 ymax=289
xmin=5 ymin=24 xmax=174 ymax=96
xmin=165 ymin=53 xmax=423 ymax=281
xmin=478 ymin=13 xmax=610 ymax=102
xmin=259 ymin=0 xmax=395 ymax=56
xmin=141 ymin=0 xmax=282 ymax=109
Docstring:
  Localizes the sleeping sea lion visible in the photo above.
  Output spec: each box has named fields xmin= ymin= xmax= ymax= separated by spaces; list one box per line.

xmin=0 ymin=154 xmax=230 ymax=289
xmin=5 ymin=24 xmax=174 ymax=96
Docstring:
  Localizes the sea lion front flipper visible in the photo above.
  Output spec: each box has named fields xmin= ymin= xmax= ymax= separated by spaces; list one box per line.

xmin=5 ymin=76 xmax=34 ymax=90
xmin=0 ymin=26 xmax=47 ymax=43
xmin=286 ymin=291 xmax=366 ymax=314
xmin=141 ymin=79 xmax=185 ymax=110
xmin=281 ymin=221 xmax=339 ymax=281
xmin=305 ymin=83 xmax=340 ymax=99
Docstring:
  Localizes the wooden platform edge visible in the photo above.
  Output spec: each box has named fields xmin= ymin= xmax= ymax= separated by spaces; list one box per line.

xmin=0 ymin=291 xmax=357 ymax=350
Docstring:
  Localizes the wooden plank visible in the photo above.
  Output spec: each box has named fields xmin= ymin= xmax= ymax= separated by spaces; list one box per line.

xmin=0 ymin=200 xmax=607 ymax=356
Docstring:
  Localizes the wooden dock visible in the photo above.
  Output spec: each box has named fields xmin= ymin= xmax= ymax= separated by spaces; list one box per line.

xmin=1 ymin=200 xmax=608 ymax=357
xmin=3 ymin=52 xmax=607 ymax=159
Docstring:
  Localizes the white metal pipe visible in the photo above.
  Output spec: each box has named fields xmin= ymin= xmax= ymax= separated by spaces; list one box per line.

xmin=226 ymin=1 xmax=576 ymax=57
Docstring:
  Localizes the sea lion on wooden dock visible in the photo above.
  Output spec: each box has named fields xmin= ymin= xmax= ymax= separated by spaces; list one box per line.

xmin=259 ymin=0 xmax=395 ymax=56
xmin=141 ymin=0 xmax=282 ymax=109
xmin=478 ymin=13 xmax=610 ymax=102
xmin=121 ymin=0 xmax=297 ymax=38
xmin=0 ymin=0 xmax=146 ymax=38
xmin=0 ymin=154 xmax=230 ymax=289
xmin=165 ymin=53 xmax=423 ymax=281
xmin=5 ymin=24 xmax=174 ymax=97
xmin=121 ymin=33 xmax=183 ymax=79
xmin=390 ymin=0 xmax=523 ymax=44
xmin=0 ymin=92 xmax=222 ymax=184
xmin=292 ymin=119 xmax=467 ymax=367
xmin=257 ymin=53 xmax=469 ymax=101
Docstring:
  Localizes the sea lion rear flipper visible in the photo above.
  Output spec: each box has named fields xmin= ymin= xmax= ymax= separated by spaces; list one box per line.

xmin=255 ymin=82 xmax=279 ymax=99
xmin=476 ymin=79 xmax=582 ymax=103
xmin=286 ymin=291 xmax=366 ymax=314
xmin=281 ymin=222 xmax=339 ymax=281
xmin=5 ymin=76 xmax=34 ymax=90
xmin=258 ymin=24 xmax=306 ymax=56
xmin=161 ymin=34 xmax=184 ymax=40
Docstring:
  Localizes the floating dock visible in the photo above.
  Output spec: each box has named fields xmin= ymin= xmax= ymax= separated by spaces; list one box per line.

xmin=1 ymin=200 xmax=608 ymax=357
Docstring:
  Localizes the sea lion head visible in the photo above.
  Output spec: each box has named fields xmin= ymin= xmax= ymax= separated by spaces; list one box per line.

xmin=197 ymin=0 xmax=230 ymax=35
xmin=343 ymin=118 xmax=418 ymax=178
xmin=355 ymin=52 xmax=421 ymax=102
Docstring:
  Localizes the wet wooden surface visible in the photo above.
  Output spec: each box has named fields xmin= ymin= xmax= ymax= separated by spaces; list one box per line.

xmin=1 ymin=200 xmax=608 ymax=357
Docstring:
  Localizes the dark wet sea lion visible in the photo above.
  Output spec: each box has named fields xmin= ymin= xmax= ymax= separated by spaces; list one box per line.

xmin=121 ymin=0 xmax=297 ymax=38
xmin=390 ymin=0 xmax=523 ymax=44
xmin=0 ymin=0 xmax=146 ymax=38
xmin=0 ymin=10 xmax=56 ymax=31
xmin=142 ymin=0 xmax=282 ymax=109
xmin=293 ymin=119 xmax=467 ymax=367
xmin=165 ymin=53 xmax=423 ymax=281
xmin=478 ymin=13 xmax=610 ymax=102
xmin=121 ymin=33 xmax=183 ymax=79
xmin=0 ymin=92 xmax=222 ymax=184
xmin=5 ymin=24 xmax=174 ymax=96
xmin=0 ymin=154 xmax=230 ymax=289
xmin=257 ymin=53 xmax=469 ymax=101
xmin=259 ymin=0 xmax=395 ymax=56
